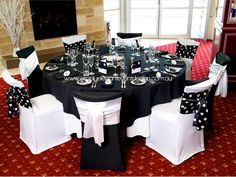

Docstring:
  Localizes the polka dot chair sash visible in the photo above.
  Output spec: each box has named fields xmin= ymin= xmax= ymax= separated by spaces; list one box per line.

xmin=176 ymin=41 xmax=199 ymax=59
xmin=63 ymin=39 xmax=86 ymax=54
xmin=6 ymin=86 xmax=32 ymax=119
xmin=180 ymin=89 xmax=209 ymax=130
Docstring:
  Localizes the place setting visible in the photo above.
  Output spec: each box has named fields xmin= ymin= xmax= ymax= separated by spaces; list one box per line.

xmin=76 ymin=77 xmax=93 ymax=86
xmin=130 ymin=77 xmax=147 ymax=86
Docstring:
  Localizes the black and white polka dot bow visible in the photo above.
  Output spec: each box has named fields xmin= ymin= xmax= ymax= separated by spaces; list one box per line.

xmin=6 ymin=86 xmax=32 ymax=119
xmin=63 ymin=39 xmax=87 ymax=54
xmin=180 ymin=90 xmax=209 ymax=130
xmin=176 ymin=41 xmax=198 ymax=59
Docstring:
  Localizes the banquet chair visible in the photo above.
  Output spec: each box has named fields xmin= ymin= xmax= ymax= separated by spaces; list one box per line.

xmin=116 ymin=32 xmax=142 ymax=47
xmin=208 ymin=51 xmax=231 ymax=97
xmin=175 ymin=39 xmax=200 ymax=80
xmin=2 ymin=69 xmax=71 ymax=154
xmin=146 ymin=79 xmax=214 ymax=165
xmin=16 ymin=46 xmax=43 ymax=98
xmin=62 ymin=34 xmax=86 ymax=54
xmin=73 ymin=92 xmax=126 ymax=171
xmin=206 ymin=51 xmax=231 ymax=128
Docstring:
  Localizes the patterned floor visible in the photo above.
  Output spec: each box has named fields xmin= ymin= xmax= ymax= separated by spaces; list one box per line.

xmin=0 ymin=40 xmax=236 ymax=176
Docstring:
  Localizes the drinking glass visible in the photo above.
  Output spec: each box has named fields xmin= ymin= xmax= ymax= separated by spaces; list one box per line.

xmin=113 ymin=56 xmax=119 ymax=77
xmin=82 ymin=54 xmax=89 ymax=76
xmin=88 ymin=54 xmax=94 ymax=75
xmin=144 ymin=50 xmax=150 ymax=71
xmin=69 ymin=48 xmax=79 ymax=66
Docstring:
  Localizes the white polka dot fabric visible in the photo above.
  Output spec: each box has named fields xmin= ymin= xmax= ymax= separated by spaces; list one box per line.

xmin=176 ymin=41 xmax=199 ymax=59
xmin=63 ymin=39 xmax=86 ymax=54
xmin=180 ymin=90 xmax=209 ymax=130
xmin=6 ymin=86 xmax=32 ymax=119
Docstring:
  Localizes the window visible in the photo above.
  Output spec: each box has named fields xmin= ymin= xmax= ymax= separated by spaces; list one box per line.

xmin=104 ymin=0 xmax=121 ymax=38
xmin=104 ymin=0 xmax=210 ymax=39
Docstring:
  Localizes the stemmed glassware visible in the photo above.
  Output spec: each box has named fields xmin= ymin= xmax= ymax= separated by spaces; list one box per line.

xmin=88 ymin=55 xmax=94 ymax=75
xmin=144 ymin=50 xmax=150 ymax=71
xmin=69 ymin=48 xmax=79 ymax=66
xmin=82 ymin=54 xmax=89 ymax=76
xmin=113 ymin=54 xmax=119 ymax=77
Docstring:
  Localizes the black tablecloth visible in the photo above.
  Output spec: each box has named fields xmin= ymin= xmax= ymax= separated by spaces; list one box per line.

xmin=42 ymin=47 xmax=186 ymax=127
xmin=42 ymin=47 xmax=185 ymax=171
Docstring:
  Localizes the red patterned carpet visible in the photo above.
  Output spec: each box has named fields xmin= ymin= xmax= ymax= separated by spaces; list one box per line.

xmin=1 ymin=40 xmax=236 ymax=176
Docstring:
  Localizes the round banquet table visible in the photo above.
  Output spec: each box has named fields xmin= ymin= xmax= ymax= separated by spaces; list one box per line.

xmin=42 ymin=48 xmax=186 ymax=128
xmin=42 ymin=48 xmax=186 ymax=171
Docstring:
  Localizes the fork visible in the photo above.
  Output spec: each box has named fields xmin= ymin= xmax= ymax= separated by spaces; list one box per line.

xmin=124 ymin=79 xmax=127 ymax=88
xmin=93 ymin=78 xmax=98 ymax=88
xmin=161 ymin=71 xmax=177 ymax=77
xmin=121 ymin=79 xmax=124 ymax=88
xmin=91 ymin=78 xmax=95 ymax=88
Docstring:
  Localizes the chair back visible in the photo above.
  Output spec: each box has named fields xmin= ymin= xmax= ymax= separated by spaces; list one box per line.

xmin=16 ymin=46 xmax=39 ymax=80
xmin=74 ymin=95 xmax=122 ymax=146
xmin=62 ymin=34 xmax=86 ymax=53
xmin=117 ymin=33 xmax=142 ymax=47
xmin=209 ymin=52 xmax=231 ymax=97
xmin=117 ymin=32 xmax=142 ymax=39
xmin=180 ymin=79 xmax=214 ymax=130
xmin=16 ymin=46 xmax=42 ymax=98
xmin=16 ymin=46 xmax=35 ymax=59
xmin=176 ymin=39 xmax=199 ymax=59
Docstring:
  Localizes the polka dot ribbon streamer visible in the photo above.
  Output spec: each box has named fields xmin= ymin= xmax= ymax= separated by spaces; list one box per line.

xmin=63 ymin=39 xmax=87 ymax=54
xmin=180 ymin=90 xmax=209 ymax=130
xmin=176 ymin=41 xmax=199 ymax=59
xmin=6 ymin=86 xmax=32 ymax=119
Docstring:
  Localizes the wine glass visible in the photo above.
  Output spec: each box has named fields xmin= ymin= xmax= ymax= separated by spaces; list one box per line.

xmin=113 ymin=56 xmax=119 ymax=77
xmin=144 ymin=50 xmax=150 ymax=71
xmin=69 ymin=48 xmax=79 ymax=66
xmin=82 ymin=54 xmax=89 ymax=76
xmin=88 ymin=54 xmax=94 ymax=75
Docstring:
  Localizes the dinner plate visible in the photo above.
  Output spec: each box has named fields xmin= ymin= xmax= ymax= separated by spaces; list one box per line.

xmin=76 ymin=78 xmax=92 ymax=85
xmin=165 ymin=67 xmax=181 ymax=74
xmin=130 ymin=78 xmax=147 ymax=86
xmin=45 ymin=65 xmax=59 ymax=71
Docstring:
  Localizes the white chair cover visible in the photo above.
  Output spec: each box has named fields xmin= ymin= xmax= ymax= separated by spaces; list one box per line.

xmin=19 ymin=50 xmax=39 ymax=80
xmin=117 ymin=36 xmax=141 ymax=47
xmin=181 ymin=58 xmax=193 ymax=80
xmin=2 ymin=69 xmax=71 ymax=154
xmin=2 ymin=69 xmax=24 ymax=88
xmin=74 ymin=97 xmax=122 ymax=146
xmin=208 ymin=59 xmax=228 ymax=97
xmin=19 ymin=94 xmax=71 ymax=154
xmin=146 ymin=79 xmax=214 ymax=165
xmin=126 ymin=115 xmax=150 ymax=138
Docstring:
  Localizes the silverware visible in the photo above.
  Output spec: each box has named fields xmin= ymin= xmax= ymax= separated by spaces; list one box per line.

xmin=161 ymin=71 xmax=177 ymax=77
xmin=123 ymin=80 xmax=126 ymax=88
xmin=91 ymin=79 xmax=95 ymax=88
xmin=93 ymin=78 xmax=98 ymax=88
xmin=121 ymin=79 xmax=124 ymax=88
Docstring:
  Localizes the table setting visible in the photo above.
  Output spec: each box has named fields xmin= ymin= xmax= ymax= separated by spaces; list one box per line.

xmin=42 ymin=44 xmax=186 ymax=128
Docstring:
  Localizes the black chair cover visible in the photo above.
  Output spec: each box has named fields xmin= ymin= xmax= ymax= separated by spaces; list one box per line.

xmin=117 ymin=32 xmax=142 ymax=39
xmin=16 ymin=46 xmax=43 ymax=98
